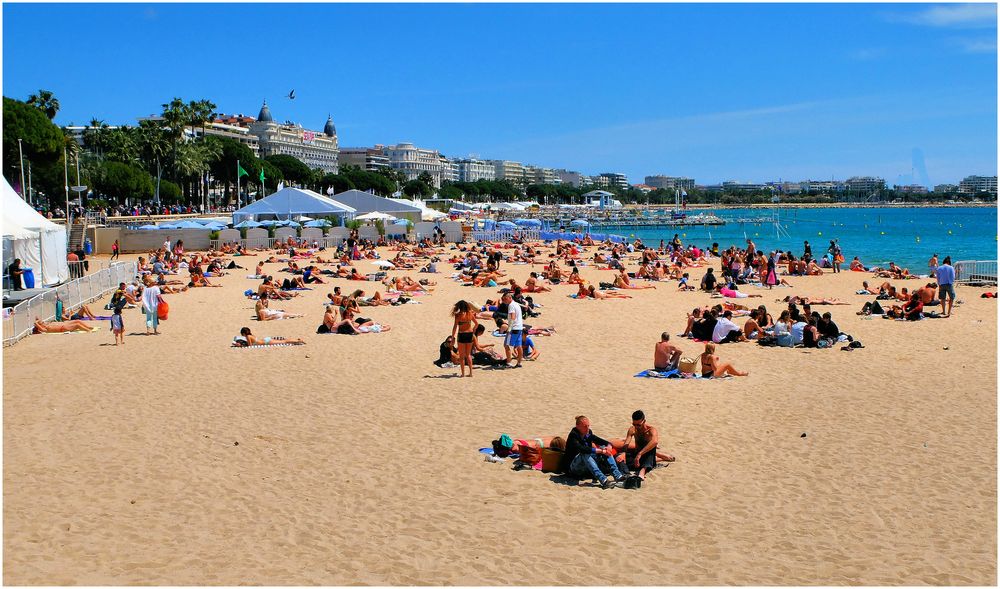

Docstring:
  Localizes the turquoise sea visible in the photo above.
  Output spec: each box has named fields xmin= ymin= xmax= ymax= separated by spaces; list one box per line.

xmin=591 ymin=207 xmax=997 ymax=272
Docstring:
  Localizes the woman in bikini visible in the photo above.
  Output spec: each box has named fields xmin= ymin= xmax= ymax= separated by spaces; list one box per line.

xmin=614 ymin=268 xmax=656 ymax=290
xmin=234 ymin=327 xmax=304 ymax=346
xmin=255 ymin=293 xmax=304 ymax=321
xmin=33 ymin=317 xmax=96 ymax=333
xmin=700 ymin=343 xmax=749 ymax=378
xmin=587 ymin=285 xmax=632 ymax=300
xmin=451 ymin=300 xmax=479 ymax=377
xmin=524 ymin=272 xmax=552 ymax=292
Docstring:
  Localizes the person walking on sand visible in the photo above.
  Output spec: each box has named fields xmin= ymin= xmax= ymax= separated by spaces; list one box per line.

xmin=451 ymin=300 xmax=479 ymax=377
xmin=111 ymin=239 xmax=120 ymax=261
xmin=502 ymin=292 xmax=524 ymax=368
xmin=141 ymin=277 xmax=162 ymax=335
xmin=935 ymin=256 xmax=956 ymax=317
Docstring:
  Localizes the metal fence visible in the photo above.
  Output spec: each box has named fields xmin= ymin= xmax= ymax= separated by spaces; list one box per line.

xmin=470 ymin=229 xmax=542 ymax=242
xmin=954 ymin=260 xmax=997 ymax=285
xmin=210 ymin=236 xmax=348 ymax=250
xmin=2 ymin=261 xmax=138 ymax=347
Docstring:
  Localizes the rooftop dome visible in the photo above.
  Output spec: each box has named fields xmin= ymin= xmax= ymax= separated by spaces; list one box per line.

xmin=323 ymin=114 xmax=336 ymax=137
xmin=257 ymin=100 xmax=273 ymax=123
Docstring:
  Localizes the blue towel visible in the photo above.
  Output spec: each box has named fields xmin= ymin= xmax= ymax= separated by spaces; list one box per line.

xmin=634 ymin=369 xmax=681 ymax=379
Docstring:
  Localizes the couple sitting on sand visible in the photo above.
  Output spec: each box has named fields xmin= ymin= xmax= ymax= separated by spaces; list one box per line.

xmin=559 ymin=412 xmax=674 ymax=489
xmin=654 ymin=333 xmax=748 ymax=377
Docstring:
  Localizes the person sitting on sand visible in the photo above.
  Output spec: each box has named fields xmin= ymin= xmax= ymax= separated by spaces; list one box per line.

xmin=618 ymin=410 xmax=660 ymax=484
xmin=34 ymin=317 xmax=96 ymax=333
xmin=560 ymin=415 xmax=626 ymax=489
xmin=255 ymin=293 xmax=303 ymax=321
xmin=61 ymin=304 xmax=98 ymax=321
xmin=337 ymin=305 xmax=391 ymax=334
xmin=233 ymin=327 xmax=304 ymax=346
xmin=614 ymin=268 xmax=656 ymax=290
xmin=583 ymin=284 xmax=632 ymax=299
xmin=712 ymin=310 xmax=745 ymax=343
xmin=434 ymin=335 xmax=460 ymax=367
xmin=259 ymin=277 xmax=298 ymax=300
xmin=317 ymin=305 xmax=339 ymax=334
xmin=566 ymin=266 xmax=585 ymax=285
xmin=742 ymin=309 xmax=762 ymax=340
xmin=523 ymin=272 xmax=552 ymax=292
xmin=916 ymin=282 xmax=940 ymax=307
xmin=700 ymin=343 xmax=749 ymax=377
xmin=654 ymin=333 xmax=683 ymax=372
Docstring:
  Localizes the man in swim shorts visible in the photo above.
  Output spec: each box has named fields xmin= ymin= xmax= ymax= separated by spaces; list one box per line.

xmin=653 ymin=332 xmax=683 ymax=372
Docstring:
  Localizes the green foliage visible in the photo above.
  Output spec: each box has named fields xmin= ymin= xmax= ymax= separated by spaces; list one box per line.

xmin=403 ymin=179 xmax=432 ymax=197
xmin=260 ymin=160 xmax=284 ymax=191
xmin=158 ymin=179 xmax=182 ymax=203
xmin=321 ymin=172 xmax=355 ymax=194
xmin=437 ymin=184 xmax=463 ymax=201
xmin=345 ymin=219 xmax=362 ymax=231
xmin=3 ymin=97 xmax=65 ymax=193
xmin=417 ymin=171 xmax=435 ymax=187
xmin=265 ymin=154 xmax=312 ymax=185
xmin=26 ymin=89 xmax=60 ymax=120
xmin=92 ymin=161 xmax=154 ymax=201
xmin=373 ymin=218 xmax=386 ymax=236
xmin=340 ymin=165 xmax=396 ymax=196
xmin=208 ymin=230 xmax=220 ymax=240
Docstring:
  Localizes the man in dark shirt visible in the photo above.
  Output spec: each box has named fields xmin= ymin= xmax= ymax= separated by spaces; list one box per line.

xmin=819 ymin=312 xmax=840 ymax=339
xmin=701 ymin=268 xmax=718 ymax=292
xmin=560 ymin=415 xmax=625 ymax=489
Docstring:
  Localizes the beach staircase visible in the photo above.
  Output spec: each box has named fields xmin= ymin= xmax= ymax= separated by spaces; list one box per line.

xmin=68 ymin=224 xmax=86 ymax=251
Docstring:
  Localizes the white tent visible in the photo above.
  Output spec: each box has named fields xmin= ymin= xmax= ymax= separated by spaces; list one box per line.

xmin=232 ymin=187 xmax=356 ymax=223
xmin=2 ymin=178 xmax=69 ymax=286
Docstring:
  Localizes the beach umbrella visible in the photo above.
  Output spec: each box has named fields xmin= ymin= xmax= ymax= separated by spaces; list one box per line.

xmin=497 ymin=220 xmax=518 ymax=229
xmin=514 ymin=218 xmax=542 ymax=227
xmin=373 ymin=260 xmax=396 ymax=268
xmin=234 ymin=220 xmax=262 ymax=228
xmin=258 ymin=220 xmax=280 ymax=227
xmin=392 ymin=218 xmax=410 ymax=225
xmin=294 ymin=215 xmax=314 ymax=222
xmin=279 ymin=220 xmax=301 ymax=228
xmin=158 ymin=222 xmax=180 ymax=229
xmin=173 ymin=220 xmax=206 ymax=229
xmin=202 ymin=221 xmax=228 ymax=230
xmin=138 ymin=224 xmax=159 ymax=230
xmin=303 ymin=219 xmax=333 ymax=228
xmin=570 ymin=219 xmax=590 ymax=227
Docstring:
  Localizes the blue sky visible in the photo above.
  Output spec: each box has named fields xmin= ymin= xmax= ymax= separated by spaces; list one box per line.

xmin=3 ymin=3 xmax=997 ymax=185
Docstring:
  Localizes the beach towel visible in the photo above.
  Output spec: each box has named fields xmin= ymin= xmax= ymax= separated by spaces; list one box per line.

xmin=78 ymin=315 xmax=113 ymax=321
xmin=635 ymin=369 xmax=681 ymax=378
xmin=231 ymin=342 xmax=304 ymax=348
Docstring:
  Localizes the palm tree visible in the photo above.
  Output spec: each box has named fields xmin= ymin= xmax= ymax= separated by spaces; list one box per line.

xmin=160 ymin=97 xmax=189 ymax=180
xmin=187 ymin=99 xmax=217 ymax=140
xmin=137 ymin=120 xmax=170 ymax=204
xmin=27 ymin=89 xmax=60 ymax=120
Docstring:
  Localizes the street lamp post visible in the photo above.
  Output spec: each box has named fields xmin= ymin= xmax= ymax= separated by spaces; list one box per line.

xmin=64 ymin=147 xmax=70 ymax=239
xmin=17 ymin=138 xmax=26 ymax=200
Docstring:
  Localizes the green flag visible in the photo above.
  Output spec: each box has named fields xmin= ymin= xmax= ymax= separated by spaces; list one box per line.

xmin=237 ymin=163 xmax=248 ymax=178
xmin=259 ymin=167 xmax=266 ymax=182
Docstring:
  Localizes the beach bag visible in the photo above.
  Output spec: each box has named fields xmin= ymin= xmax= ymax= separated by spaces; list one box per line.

xmin=678 ymin=357 xmax=698 ymax=373
xmin=541 ymin=448 xmax=564 ymax=473
xmin=492 ymin=434 xmax=514 ymax=457
xmin=817 ymin=338 xmax=832 ymax=349
xmin=157 ymin=300 xmax=169 ymax=320
xmin=517 ymin=443 xmax=543 ymax=467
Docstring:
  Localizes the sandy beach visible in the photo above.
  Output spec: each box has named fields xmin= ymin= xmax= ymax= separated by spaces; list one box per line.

xmin=3 ymin=246 xmax=996 ymax=585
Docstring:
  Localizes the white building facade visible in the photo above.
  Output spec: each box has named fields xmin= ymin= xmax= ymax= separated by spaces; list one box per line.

xmin=958 ymin=175 xmax=998 ymax=195
xmin=248 ymin=101 xmax=339 ymax=173
xmin=383 ymin=142 xmax=444 ymax=187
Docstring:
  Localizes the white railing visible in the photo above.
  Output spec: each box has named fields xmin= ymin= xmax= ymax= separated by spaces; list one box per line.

xmin=954 ymin=260 xmax=997 ymax=285
xmin=2 ymin=261 xmax=138 ymax=347
xmin=470 ymin=229 xmax=542 ymax=242
xmin=210 ymin=236 xmax=350 ymax=251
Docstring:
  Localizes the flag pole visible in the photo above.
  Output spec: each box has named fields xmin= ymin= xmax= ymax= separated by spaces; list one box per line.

xmin=236 ymin=159 xmax=241 ymax=207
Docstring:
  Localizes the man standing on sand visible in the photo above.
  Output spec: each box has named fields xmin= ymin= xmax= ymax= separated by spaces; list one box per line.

xmin=654 ymin=332 xmax=683 ymax=372
xmin=502 ymin=292 xmax=523 ymax=368
xmin=928 ymin=253 xmax=938 ymax=276
xmin=560 ymin=415 xmax=625 ymax=489
xmin=935 ymin=256 xmax=956 ymax=317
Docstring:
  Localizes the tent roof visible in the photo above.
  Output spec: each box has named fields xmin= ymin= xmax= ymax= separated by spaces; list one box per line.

xmin=3 ymin=178 xmax=61 ymax=239
xmin=332 ymin=190 xmax=422 ymax=214
xmin=233 ymin=187 xmax=356 ymax=220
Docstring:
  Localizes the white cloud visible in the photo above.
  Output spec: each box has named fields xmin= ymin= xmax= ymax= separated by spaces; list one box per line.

xmin=893 ymin=4 xmax=997 ymax=28
xmin=956 ymin=37 xmax=998 ymax=53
